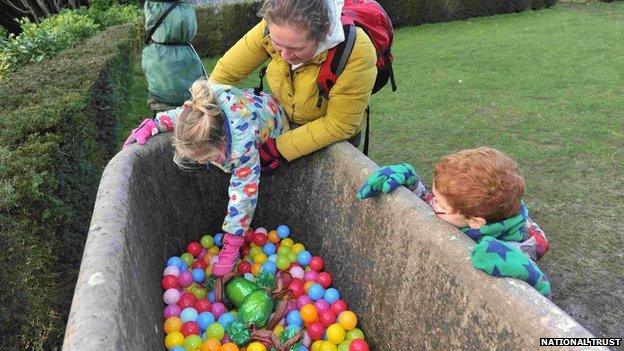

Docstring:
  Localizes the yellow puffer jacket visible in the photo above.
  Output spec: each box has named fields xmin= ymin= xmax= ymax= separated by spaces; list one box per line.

xmin=210 ymin=20 xmax=377 ymax=161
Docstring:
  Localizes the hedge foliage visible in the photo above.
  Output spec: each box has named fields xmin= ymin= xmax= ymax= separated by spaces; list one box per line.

xmin=0 ymin=23 xmax=139 ymax=350
xmin=192 ymin=0 xmax=556 ymax=57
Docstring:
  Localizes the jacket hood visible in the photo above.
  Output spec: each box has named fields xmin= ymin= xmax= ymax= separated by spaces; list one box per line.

xmin=292 ymin=0 xmax=344 ymax=69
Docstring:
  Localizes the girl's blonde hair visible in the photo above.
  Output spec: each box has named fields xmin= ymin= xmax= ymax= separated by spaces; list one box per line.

xmin=172 ymin=79 xmax=225 ymax=170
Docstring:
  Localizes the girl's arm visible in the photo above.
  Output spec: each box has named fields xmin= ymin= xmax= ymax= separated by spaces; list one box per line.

xmin=154 ymin=106 xmax=184 ymax=132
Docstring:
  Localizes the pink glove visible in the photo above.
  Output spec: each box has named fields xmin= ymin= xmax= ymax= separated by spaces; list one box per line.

xmin=123 ymin=118 xmax=158 ymax=148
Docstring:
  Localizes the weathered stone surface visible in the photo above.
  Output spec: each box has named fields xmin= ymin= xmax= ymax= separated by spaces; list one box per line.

xmin=63 ymin=135 xmax=600 ymax=350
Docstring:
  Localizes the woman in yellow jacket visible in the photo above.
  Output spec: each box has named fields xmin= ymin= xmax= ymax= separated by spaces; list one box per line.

xmin=209 ymin=0 xmax=377 ymax=170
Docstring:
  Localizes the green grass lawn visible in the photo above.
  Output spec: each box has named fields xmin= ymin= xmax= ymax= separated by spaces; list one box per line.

xmin=123 ymin=2 xmax=623 ymax=338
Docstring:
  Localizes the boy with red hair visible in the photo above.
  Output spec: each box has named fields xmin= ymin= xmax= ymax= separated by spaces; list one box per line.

xmin=357 ymin=147 xmax=551 ymax=296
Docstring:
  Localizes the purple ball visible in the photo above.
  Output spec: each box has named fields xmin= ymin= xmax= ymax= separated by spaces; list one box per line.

xmin=314 ymin=299 xmax=330 ymax=312
xmin=304 ymin=271 xmax=318 ymax=282
xmin=211 ymin=302 xmax=226 ymax=319
xmin=163 ymin=304 xmax=181 ymax=319
xmin=296 ymin=295 xmax=312 ymax=309
xmin=178 ymin=271 xmax=193 ymax=288
xmin=163 ymin=265 xmax=180 ymax=277
xmin=302 ymin=331 xmax=312 ymax=347
xmin=163 ymin=288 xmax=181 ymax=304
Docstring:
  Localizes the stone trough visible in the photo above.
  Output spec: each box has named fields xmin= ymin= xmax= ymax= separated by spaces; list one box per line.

xmin=63 ymin=135 xmax=599 ymax=350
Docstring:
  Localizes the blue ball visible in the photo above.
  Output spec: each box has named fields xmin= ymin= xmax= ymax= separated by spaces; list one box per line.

xmin=296 ymin=346 xmax=308 ymax=351
xmin=243 ymin=273 xmax=255 ymax=281
xmin=324 ymin=288 xmax=340 ymax=304
xmin=218 ymin=312 xmax=236 ymax=329
xmin=167 ymin=256 xmax=183 ymax=269
xmin=268 ymin=254 xmax=278 ymax=262
xmin=307 ymin=283 xmax=325 ymax=301
xmin=208 ymin=291 xmax=215 ymax=303
xmin=180 ymin=307 xmax=198 ymax=323
xmin=214 ymin=233 xmax=224 ymax=247
xmin=286 ymin=310 xmax=302 ymax=327
xmin=297 ymin=251 xmax=312 ymax=266
xmin=171 ymin=347 xmax=186 ymax=351
xmin=197 ymin=311 xmax=215 ymax=331
xmin=192 ymin=268 xmax=206 ymax=283
xmin=178 ymin=262 xmax=188 ymax=271
xmin=277 ymin=225 xmax=290 ymax=238
xmin=261 ymin=261 xmax=277 ymax=275
xmin=263 ymin=242 xmax=277 ymax=255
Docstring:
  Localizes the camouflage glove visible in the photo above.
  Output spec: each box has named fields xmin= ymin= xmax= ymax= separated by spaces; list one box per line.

xmin=356 ymin=163 xmax=419 ymax=200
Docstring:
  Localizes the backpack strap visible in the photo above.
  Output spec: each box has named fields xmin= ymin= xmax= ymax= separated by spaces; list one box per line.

xmin=144 ymin=0 xmax=179 ymax=45
xmin=317 ymin=22 xmax=357 ymax=99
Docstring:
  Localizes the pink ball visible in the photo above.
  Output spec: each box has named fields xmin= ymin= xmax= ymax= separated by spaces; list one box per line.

xmin=163 ymin=265 xmax=180 ymax=277
xmin=302 ymin=331 xmax=311 ymax=347
xmin=349 ymin=339 xmax=370 ymax=351
xmin=211 ymin=302 xmax=226 ymax=319
xmin=163 ymin=288 xmax=181 ymax=304
xmin=163 ymin=304 xmax=181 ymax=319
xmin=296 ymin=295 xmax=313 ymax=309
xmin=309 ymin=256 xmax=324 ymax=271
xmin=331 ymin=300 xmax=349 ymax=315
xmin=314 ymin=299 xmax=330 ymax=312
xmin=304 ymin=271 xmax=318 ymax=282
xmin=255 ymin=227 xmax=268 ymax=235
xmin=178 ymin=271 xmax=193 ymax=288
xmin=289 ymin=266 xmax=305 ymax=279
xmin=306 ymin=321 xmax=325 ymax=340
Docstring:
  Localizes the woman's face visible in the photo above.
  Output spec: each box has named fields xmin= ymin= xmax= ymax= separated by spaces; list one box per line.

xmin=268 ymin=23 xmax=320 ymax=65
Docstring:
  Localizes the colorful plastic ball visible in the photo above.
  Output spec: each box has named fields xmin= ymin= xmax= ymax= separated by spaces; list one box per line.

xmin=181 ymin=321 xmax=200 ymax=337
xmin=338 ymin=341 xmax=351 ymax=351
xmin=302 ymin=331 xmax=312 ymax=347
xmin=191 ymin=286 xmax=207 ymax=300
xmin=183 ymin=334 xmax=203 ymax=351
xmin=323 ymin=288 xmax=340 ymax=304
xmin=306 ymin=321 xmax=325 ymax=341
xmin=281 ymin=238 xmax=295 ymax=247
xmin=315 ymin=272 xmax=333 ymax=289
xmin=221 ymin=342 xmax=239 ymax=351
xmin=253 ymin=252 xmax=268 ymax=264
xmin=277 ymin=245 xmax=292 ymax=256
xmin=213 ymin=233 xmax=224 ymax=247
xmin=326 ymin=323 xmax=346 ymax=344
xmin=196 ymin=311 xmax=216 ymax=331
xmin=195 ymin=299 xmax=211 ymax=313
xmin=299 ymin=304 xmax=318 ymax=323
xmin=205 ymin=322 xmax=225 ymax=341
xmin=273 ymin=323 xmax=285 ymax=337
xmin=297 ymin=251 xmax=312 ymax=266
xmin=296 ymin=346 xmax=309 ymax=351
xmin=187 ymin=242 xmax=203 ymax=257
xmin=318 ymin=309 xmax=337 ymax=328
xmin=164 ymin=316 xmax=183 ymax=334
xmin=207 ymin=246 xmax=220 ymax=256
xmin=192 ymin=260 xmax=207 ymax=270
xmin=180 ymin=253 xmax=194 ymax=267
xmin=314 ymin=299 xmax=330 ymax=312
xmin=330 ymin=300 xmax=348 ymax=315
xmin=247 ymin=341 xmax=267 ymax=351
xmin=290 ymin=266 xmax=305 ymax=280
xmin=287 ymin=251 xmax=298 ymax=263
xmin=210 ymin=302 xmax=226 ymax=319
xmin=268 ymin=230 xmax=280 ymax=243
xmin=164 ymin=288 xmax=181 ymax=304
xmin=309 ymin=257 xmax=324 ymax=271
xmin=178 ymin=271 xmax=194 ymax=288
xmin=208 ymin=291 xmax=215 ymax=303
xmin=289 ymin=278 xmax=305 ymax=298
xmin=338 ymin=311 xmax=357 ymax=331
xmin=178 ymin=292 xmax=197 ymax=309
xmin=296 ymin=295 xmax=313 ymax=309
xmin=291 ymin=243 xmax=305 ymax=254
xmin=168 ymin=256 xmax=184 ymax=269
xmin=200 ymin=235 xmax=214 ymax=248
xmin=276 ymin=255 xmax=290 ymax=270
xmin=217 ymin=312 xmax=236 ymax=329
xmin=164 ymin=265 xmax=181 ymax=277
xmin=237 ymin=261 xmax=252 ymax=274
xmin=192 ymin=269 xmax=206 ymax=283
xmin=255 ymin=227 xmax=268 ymax=235
xmin=249 ymin=246 xmax=263 ymax=259
xmin=311 ymin=340 xmax=324 ymax=351
xmin=348 ymin=339 xmax=369 ymax=351
xmin=345 ymin=328 xmax=365 ymax=341
xmin=320 ymin=341 xmax=338 ymax=351
xmin=201 ymin=338 xmax=221 ymax=351
xmin=261 ymin=261 xmax=277 ymax=275
xmin=286 ymin=310 xmax=302 ymax=327
xmin=304 ymin=271 xmax=318 ymax=282
xmin=307 ymin=284 xmax=325 ymax=301
xmin=164 ymin=304 xmax=182 ymax=319
xmin=165 ymin=331 xmax=184 ymax=349
xmin=245 ymin=229 xmax=255 ymax=243
xmin=172 ymin=346 xmax=186 ymax=351
xmin=253 ymin=233 xmax=268 ymax=247
xmin=251 ymin=262 xmax=263 ymax=275
xmin=277 ymin=225 xmax=290 ymax=238
xmin=262 ymin=242 xmax=277 ymax=255
xmin=162 ymin=275 xmax=180 ymax=290
xmin=180 ymin=307 xmax=198 ymax=323
xmin=243 ymin=273 xmax=255 ymax=281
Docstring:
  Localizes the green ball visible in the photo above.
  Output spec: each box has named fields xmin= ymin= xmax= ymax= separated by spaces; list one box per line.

xmin=338 ymin=340 xmax=351 ymax=351
xmin=200 ymin=235 xmax=214 ymax=249
xmin=249 ymin=246 xmax=263 ymax=259
xmin=346 ymin=328 xmax=365 ymax=341
xmin=183 ymin=334 xmax=202 ymax=351
xmin=180 ymin=253 xmax=194 ymax=267
xmin=277 ymin=246 xmax=291 ymax=255
xmin=276 ymin=255 xmax=290 ymax=270
xmin=287 ymin=251 xmax=297 ymax=263
xmin=206 ymin=322 xmax=225 ymax=341
xmin=191 ymin=286 xmax=207 ymax=300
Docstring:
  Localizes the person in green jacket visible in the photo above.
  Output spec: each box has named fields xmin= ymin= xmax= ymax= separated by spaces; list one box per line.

xmin=209 ymin=0 xmax=377 ymax=171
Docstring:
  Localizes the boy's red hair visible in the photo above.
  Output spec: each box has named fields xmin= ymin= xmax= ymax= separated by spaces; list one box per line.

xmin=433 ymin=147 xmax=525 ymax=222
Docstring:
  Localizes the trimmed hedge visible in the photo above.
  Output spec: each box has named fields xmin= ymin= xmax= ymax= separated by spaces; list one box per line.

xmin=0 ymin=23 xmax=139 ymax=350
xmin=192 ymin=0 xmax=556 ymax=57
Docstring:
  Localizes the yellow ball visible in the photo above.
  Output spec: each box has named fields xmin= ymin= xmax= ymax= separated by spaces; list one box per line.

xmin=319 ymin=341 xmax=338 ymax=351
xmin=164 ymin=316 xmax=183 ymax=334
xmin=164 ymin=331 xmax=184 ymax=349
xmin=338 ymin=311 xmax=357 ymax=331
xmin=311 ymin=340 xmax=324 ymax=351
xmin=326 ymin=323 xmax=346 ymax=344
xmin=281 ymin=238 xmax=294 ymax=247
xmin=246 ymin=341 xmax=267 ymax=351
xmin=291 ymin=243 xmax=305 ymax=254
xmin=208 ymin=245 xmax=220 ymax=255
xmin=253 ymin=252 xmax=268 ymax=264
xmin=273 ymin=324 xmax=285 ymax=337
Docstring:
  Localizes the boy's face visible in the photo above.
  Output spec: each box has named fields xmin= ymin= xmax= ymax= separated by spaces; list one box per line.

xmin=431 ymin=184 xmax=485 ymax=229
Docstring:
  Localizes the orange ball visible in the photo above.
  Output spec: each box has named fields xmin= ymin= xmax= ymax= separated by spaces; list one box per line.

xmin=304 ymin=280 xmax=315 ymax=293
xmin=201 ymin=338 xmax=222 ymax=351
xmin=300 ymin=303 xmax=318 ymax=323
xmin=221 ymin=342 xmax=239 ymax=351
xmin=251 ymin=262 xmax=263 ymax=276
xmin=268 ymin=230 xmax=280 ymax=243
xmin=203 ymin=253 xmax=213 ymax=265
xmin=164 ymin=316 xmax=182 ymax=334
